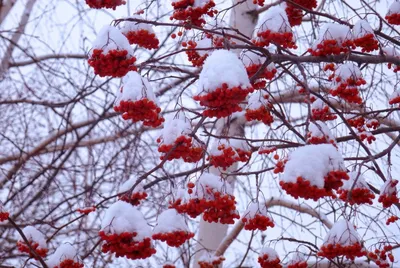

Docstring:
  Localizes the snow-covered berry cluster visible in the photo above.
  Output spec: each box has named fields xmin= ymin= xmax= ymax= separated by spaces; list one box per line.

xmin=386 ymin=2 xmax=400 ymax=25
xmin=337 ymin=172 xmax=375 ymax=205
xmin=389 ymin=90 xmax=400 ymax=105
xmin=254 ymin=6 xmax=297 ymax=49
xmin=170 ymin=0 xmax=217 ymax=27
xmin=311 ymin=99 xmax=337 ymax=121
xmin=318 ymin=219 xmax=366 ymax=260
xmin=185 ymin=39 xmax=210 ymax=67
xmin=306 ymin=121 xmax=336 ymax=146
xmin=99 ymin=201 xmax=156 ymax=260
xmin=114 ymin=72 xmax=164 ymax=127
xmin=353 ymin=20 xmax=379 ymax=52
xmin=287 ymin=252 xmax=307 ymax=268
xmin=85 ymin=0 xmax=126 ymax=9
xmin=245 ymin=91 xmax=274 ymax=125
xmin=242 ymin=202 xmax=274 ymax=231
xmin=378 ymin=179 xmax=399 ymax=208
xmin=197 ymin=254 xmax=225 ymax=268
xmin=118 ymin=179 xmax=147 ymax=206
xmin=47 ymin=244 xmax=84 ymax=268
xmin=258 ymin=247 xmax=282 ymax=268
xmin=241 ymin=50 xmax=277 ymax=90
xmin=0 ymin=204 xmax=8 ymax=222
xmin=308 ymin=23 xmax=354 ymax=56
xmin=17 ymin=226 xmax=48 ymax=259
xmin=208 ymin=139 xmax=252 ymax=170
xmin=120 ymin=15 xmax=159 ymax=49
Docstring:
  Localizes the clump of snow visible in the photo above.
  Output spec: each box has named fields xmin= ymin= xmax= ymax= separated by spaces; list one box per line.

xmin=115 ymin=71 xmax=158 ymax=106
xmin=198 ymin=50 xmax=251 ymax=93
xmin=322 ymin=219 xmax=361 ymax=246
xmin=380 ymin=179 xmax=398 ymax=195
xmin=195 ymin=37 xmax=213 ymax=57
xmin=91 ymin=25 xmax=133 ymax=56
xmin=288 ymin=252 xmax=306 ymax=265
xmin=257 ymin=6 xmax=291 ymax=34
xmin=353 ymin=19 xmax=375 ymax=38
xmin=247 ymin=90 xmax=270 ymax=110
xmin=243 ymin=202 xmax=269 ymax=219
xmin=118 ymin=177 xmax=144 ymax=194
xmin=312 ymin=23 xmax=352 ymax=49
xmin=20 ymin=226 xmax=47 ymax=248
xmin=194 ymin=172 xmax=233 ymax=198
xmin=282 ymin=144 xmax=346 ymax=188
xmin=308 ymin=121 xmax=335 ymax=141
xmin=153 ymin=209 xmax=190 ymax=233
xmin=47 ymin=244 xmax=80 ymax=268
xmin=241 ymin=50 xmax=276 ymax=70
xmin=193 ymin=0 xmax=211 ymax=8
xmin=312 ymin=98 xmax=326 ymax=110
xmin=100 ymin=200 xmax=151 ymax=240
xmin=387 ymin=2 xmax=400 ymax=16
xmin=341 ymin=172 xmax=370 ymax=190
xmin=260 ymin=247 xmax=280 ymax=260
xmin=159 ymin=113 xmax=192 ymax=145
xmin=334 ymin=62 xmax=362 ymax=82
xmin=120 ymin=15 xmax=154 ymax=34
xmin=389 ymin=90 xmax=400 ymax=102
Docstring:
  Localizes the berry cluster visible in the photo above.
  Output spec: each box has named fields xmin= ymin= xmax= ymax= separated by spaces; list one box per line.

xmin=386 ymin=13 xmax=400 ymax=25
xmin=258 ymin=254 xmax=282 ymax=268
xmin=170 ymin=0 xmax=217 ymax=27
xmin=308 ymin=39 xmax=355 ymax=56
xmin=253 ymin=0 xmax=265 ymax=6
xmin=114 ymin=98 xmax=164 ymax=127
xmin=330 ymin=76 xmax=365 ymax=104
xmin=318 ymin=242 xmax=365 ymax=260
xmin=378 ymin=180 xmax=399 ymax=208
xmin=288 ymin=261 xmax=307 ymax=268
xmin=124 ymin=29 xmax=159 ymax=49
xmin=366 ymin=119 xmax=380 ymax=130
xmin=85 ymin=0 xmax=126 ymax=9
xmin=279 ymin=177 xmax=336 ymax=201
xmin=194 ymin=84 xmax=253 ymax=118
xmin=324 ymin=170 xmax=349 ymax=192
xmin=358 ymin=131 xmax=376 ymax=144
xmin=367 ymin=245 xmax=394 ymax=268
xmin=354 ymin=33 xmax=379 ymax=52
xmin=347 ymin=115 xmax=365 ymax=131
xmin=311 ymin=105 xmax=337 ymax=121
xmin=209 ymin=143 xmax=252 ymax=170
xmin=242 ymin=214 xmax=274 ymax=231
xmin=258 ymin=146 xmax=276 ymax=155
xmin=285 ymin=0 xmax=317 ymax=26
xmin=255 ymin=31 xmax=297 ymax=49
xmin=152 ymin=230 xmax=194 ymax=247
xmin=386 ymin=215 xmax=399 ymax=225
xmin=307 ymin=132 xmax=336 ymax=146
xmin=337 ymin=187 xmax=375 ymax=205
xmin=185 ymin=40 xmax=209 ymax=67
xmin=245 ymin=105 xmax=274 ymax=125
xmin=273 ymin=159 xmax=287 ymax=174
xmin=389 ymin=94 xmax=400 ymax=105
xmin=119 ymin=191 xmax=148 ymax=206
xmin=245 ymin=63 xmax=277 ymax=89
xmin=88 ymin=49 xmax=136 ymax=78
xmin=17 ymin=241 xmax=48 ymax=259
xmin=163 ymin=264 xmax=176 ymax=268
xmin=0 ymin=211 xmax=9 ymax=222
xmin=99 ymin=231 xmax=156 ymax=260
xmin=54 ymin=259 xmax=84 ymax=268
xmin=158 ymin=135 xmax=204 ymax=163
xmin=76 ymin=206 xmax=96 ymax=215
xmin=198 ymin=256 xmax=225 ymax=268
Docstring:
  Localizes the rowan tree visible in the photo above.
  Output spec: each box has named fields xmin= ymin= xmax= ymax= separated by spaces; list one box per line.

xmin=1 ymin=0 xmax=400 ymax=267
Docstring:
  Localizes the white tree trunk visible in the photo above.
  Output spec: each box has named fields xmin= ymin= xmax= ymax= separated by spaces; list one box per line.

xmin=192 ymin=3 xmax=257 ymax=265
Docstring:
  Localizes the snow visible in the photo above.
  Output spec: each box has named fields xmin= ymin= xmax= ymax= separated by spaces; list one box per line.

xmin=241 ymin=50 xmax=276 ymax=71
xmin=322 ymin=219 xmax=361 ymax=246
xmin=389 ymin=90 xmax=400 ymax=102
xmin=209 ymin=138 xmax=250 ymax=157
xmin=380 ymin=179 xmax=398 ymax=195
xmin=387 ymin=1 xmax=400 ymax=16
xmin=173 ymin=187 xmax=189 ymax=201
xmin=114 ymin=71 xmax=158 ymax=106
xmin=383 ymin=46 xmax=399 ymax=57
xmin=312 ymin=98 xmax=326 ymax=110
xmin=153 ymin=209 xmax=190 ymax=233
xmin=193 ymin=0 xmax=210 ymax=8
xmin=20 ymin=226 xmax=47 ymax=248
xmin=353 ymin=19 xmax=375 ymax=38
xmin=195 ymin=37 xmax=213 ymax=57
xmin=247 ymin=90 xmax=270 ymax=110
xmin=197 ymin=50 xmax=251 ymax=93
xmin=120 ymin=15 xmax=154 ymax=34
xmin=194 ymin=172 xmax=233 ymax=198
xmin=257 ymin=6 xmax=291 ymax=33
xmin=312 ymin=23 xmax=352 ymax=49
xmin=282 ymin=144 xmax=346 ymax=188
xmin=341 ymin=171 xmax=370 ymax=190
xmin=118 ymin=177 xmax=144 ymax=194
xmin=160 ymin=113 xmax=192 ymax=145
xmin=259 ymin=247 xmax=280 ymax=260
xmin=100 ymin=201 xmax=151 ymax=240
xmin=288 ymin=252 xmax=305 ymax=265
xmin=242 ymin=202 xmax=268 ymax=219
xmin=308 ymin=121 xmax=335 ymax=141
xmin=334 ymin=62 xmax=362 ymax=82
xmin=47 ymin=244 xmax=79 ymax=268
xmin=91 ymin=25 xmax=133 ymax=56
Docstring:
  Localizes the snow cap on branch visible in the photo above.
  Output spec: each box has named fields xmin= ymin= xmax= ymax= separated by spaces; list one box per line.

xmin=46 ymin=243 xmax=81 ymax=268
xmin=20 ymin=226 xmax=47 ymax=249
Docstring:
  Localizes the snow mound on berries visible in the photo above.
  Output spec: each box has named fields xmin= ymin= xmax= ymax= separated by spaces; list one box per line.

xmin=380 ymin=179 xmax=397 ymax=195
xmin=312 ymin=23 xmax=352 ymax=49
xmin=288 ymin=252 xmax=306 ymax=265
xmin=120 ymin=15 xmax=154 ymax=34
xmin=195 ymin=172 xmax=233 ymax=197
xmin=21 ymin=226 xmax=47 ymax=248
xmin=312 ymin=98 xmax=326 ymax=110
xmin=387 ymin=1 xmax=400 ymax=16
xmin=247 ymin=91 xmax=268 ymax=110
xmin=118 ymin=177 xmax=144 ymax=193
xmin=309 ymin=121 xmax=335 ymax=140
xmin=243 ymin=202 xmax=268 ymax=218
xmin=282 ymin=144 xmax=345 ymax=188
xmin=101 ymin=201 xmax=151 ymax=240
xmin=341 ymin=172 xmax=369 ymax=190
xmin=198 ymin=50 xmax=250 ymax=92
xmin=335 ymin=62 xmax=362 ymax=81
xmin=160 ymin=113 xmax=192 ymax=145
xmin=153 ymin=209 xmax=190 ymax=233
xmin=91 ymin=25 xmax=133 ymax=56
xmin=353 ymin=20 xmax=374 ymax=38
xmin=389 ymin=90 xmax=400 ymax=103
xmin=47 ymin=244 xmax=79 ymax=268
xmin=209 ymin=138 xmax=250 ymax=156
xmin=260 ymin=247 xmax=280 ymax=260
xmin=241 ymin=50 xmax=275 ymax=69
xmin=258 ymin=5 xmax=291 ymax=33
xmin=115 ymin=71 xmax=158 ymax=105
xmin=322 ymin=219 xmax=360 ymax=245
